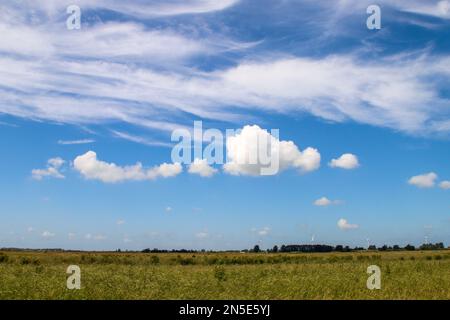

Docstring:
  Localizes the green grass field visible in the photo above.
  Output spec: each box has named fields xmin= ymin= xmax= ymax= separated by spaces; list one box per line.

xmin=1 ymin=250 xmax=449 ymax=299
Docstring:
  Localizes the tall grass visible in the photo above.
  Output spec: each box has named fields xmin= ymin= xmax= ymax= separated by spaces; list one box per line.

xmin=0 ymin=250 xmax=449 ymax=299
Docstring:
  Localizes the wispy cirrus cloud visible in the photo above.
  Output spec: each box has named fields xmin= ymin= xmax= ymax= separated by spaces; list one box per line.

xmin=111 ymin=130 xmax=172 ymax=147
xmin=0 ymin=0 xmax=449 ymax=139
xmin=58 ymin=139 xmax=95 ymax=145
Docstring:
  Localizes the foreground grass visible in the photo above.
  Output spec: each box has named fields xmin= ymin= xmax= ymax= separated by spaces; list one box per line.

xmin=0 ymin=251 xmax=449 ymax=299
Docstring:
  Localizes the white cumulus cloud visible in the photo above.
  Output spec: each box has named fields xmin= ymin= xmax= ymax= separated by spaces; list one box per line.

xmin=188 ymin=158 xmax=218 ymax=177
xmin=195 ymin=232 xmax=209 ymax=239
xmin=41 ymin=231 xmax=55 ymax=238
xmin=73 ymin=151 xmax=182 ymax=183
xmin=439 ymin=180 xmax=450 ymax=189
xmin=32 ymin=157 xmax=65 ymax=180
xmin=408 ymin=172 xmax=438 ymax=188
xmin=314 ymin=197 xmax=332 ymax=206
xmin=223 ymin=125 xmax=320 ymax=176
xmin=329 ymin=153 xmax=360 ymax=169
xmin=337 ymin=218 xmax=359 ymax=230
xmin=258 ymin=227 xmax=271 ymax=236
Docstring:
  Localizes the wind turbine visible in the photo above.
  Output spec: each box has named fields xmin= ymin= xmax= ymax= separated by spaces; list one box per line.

xmin=310 ymin=234 xmax=315 ymax=244
xmin=366 ymin=238 xmax=370 ymax=249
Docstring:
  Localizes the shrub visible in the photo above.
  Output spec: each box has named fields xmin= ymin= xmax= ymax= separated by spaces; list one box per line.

xmin=178 ymin=257 xmax=195 ymax=266
xmin=35 ymin=265 xmax=44 ymax=273
xmin=150 ymin=255 xmax=160 ymax=265
xmin=206 ymin=257 xmax=218 ymax=265
xmin=214 ymin=266 xmax=226 ymax=282
xmin=20 ymin=257 xmax=31 ymax=265
xmin=0 ymin=253 xmax=9 ymax=263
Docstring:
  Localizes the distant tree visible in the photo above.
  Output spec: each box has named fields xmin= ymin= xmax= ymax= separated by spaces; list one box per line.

xmin=368 ymin=245 xmax=377 ymax=251
xmin=405 ymin=244 xmax=415 ymax=251
xmin=335 ymin=245 xmax=344 ymax=252
xmin=379 ymin=245 xmax=388 ymax=251
xmin=393 ymin=245 xmax=400 ymax=251
xmin=420 ymin=242 xmax=445 ymax=250
xmin=253 ymin=245 xmax=261 ymax=253
xmin=272 ymin=245 xmax=278 ymax=253
xmin=280 ymin=245 xmax=286 ymax=253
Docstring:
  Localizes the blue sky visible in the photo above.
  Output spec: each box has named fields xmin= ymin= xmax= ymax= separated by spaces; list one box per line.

xmin=0 ymin=0 xmax=450 ymax=250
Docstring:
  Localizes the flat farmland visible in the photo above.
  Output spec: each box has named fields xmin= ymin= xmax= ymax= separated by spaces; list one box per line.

xmin=0 ymin=250 xmax=449 ymax=299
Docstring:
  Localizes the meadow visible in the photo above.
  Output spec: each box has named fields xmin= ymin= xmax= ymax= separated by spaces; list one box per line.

xmin=0 ymin=250 xmax=449 ymax=299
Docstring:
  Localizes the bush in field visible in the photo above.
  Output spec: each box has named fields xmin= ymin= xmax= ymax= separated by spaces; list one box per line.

xmin=214 ymin=266 xmax=226 ymax=282
xmin=178 ymin=257 xmax=195 ymax=266
xmin=19 ymin=257 xmax=40 ymax=265
xmin=150 ymin=255 xmax=160 ymax=265
xmin=0 ymin=253 xmax=9 ymax=263
xmin=371 ymin=255 xmax=381 ymax=261
xmin=81 ymin=255 xmax=97 ymax=264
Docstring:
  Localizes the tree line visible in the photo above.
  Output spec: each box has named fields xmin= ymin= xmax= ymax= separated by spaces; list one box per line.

xmin=247 ymin=242 xmax=446 ymax=253
xmin=139 ymin=242 xmax=446 ymax=254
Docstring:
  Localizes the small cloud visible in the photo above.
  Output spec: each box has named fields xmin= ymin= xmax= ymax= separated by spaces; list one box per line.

xmin=195 ymin=232 xmax=208 ymax=239
xmin=68 ymin=233 xmax=76 ymax=240
xmin=329 ymin=153 xmax=360 ymax=169
xmin=314 ymin=197 xmax=342 ymax=206
xmin=439 ymin=181 xmax=450 ymax=189
xmin=94 ymin=234 xmax=107 ymax=241
xmin=251 ymin=227 xmax=270 ymax=236
xmin=188 ymin=158 xmax=218 ymax=177
xmin=32 ymin=157 xmax=65 ymax=180
xmin=85 ymin=233 xmax=92 ymax=240
xmin=58 ymin=139 xmax=95 ymax=145
xmin=41 ymin=231 xmax=55 ymax=238
xmin=27 ymin=227 xmax=34 ymax=233
xmin=0 ymin=120 xmax=18 ymax=127
xmin=258 ymin=227 xmax=271 ymax=236
xmin=123 ymin=237 xmax=132 ymax=243
xmin=408 ymin=172 xmax=438 ymax=188
xmin=337 ymin=218 xmax=358 ymax=230
xmin=116 ymin=219 xmax=125 ymax=225
xmin=314 ymin=197 xmax=331 ymax=206
xmin=165 ymin=206 xmax=173 ymax=213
